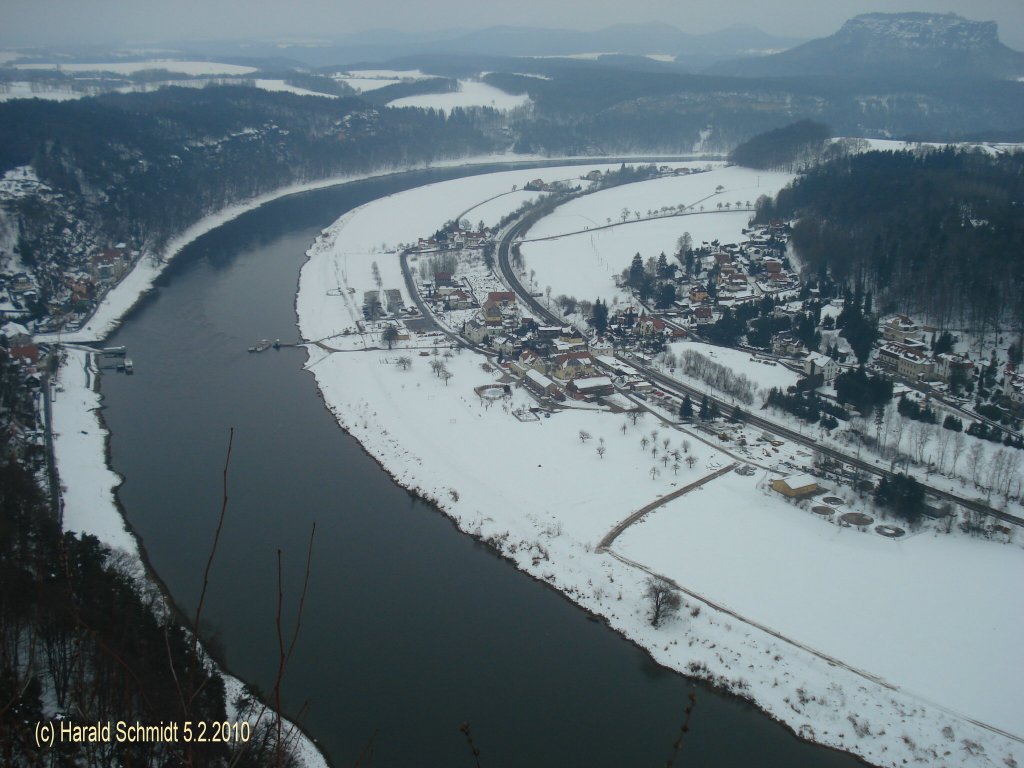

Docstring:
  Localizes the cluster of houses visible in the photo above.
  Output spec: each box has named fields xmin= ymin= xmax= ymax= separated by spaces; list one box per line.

xmin=414 ymin=226 xmax=489 ymax=253
xmin=1 ymin=245 xmax=135 ymax=333
xmin=460 ymin=291 xmax=696 ymax=403
xmin=0 ymin=321 xmax=46 ymax=465
xmin=874 ymin=315 xmax=974 ymax=388
xmin=652 ymin=225 xmax=799 ymax=331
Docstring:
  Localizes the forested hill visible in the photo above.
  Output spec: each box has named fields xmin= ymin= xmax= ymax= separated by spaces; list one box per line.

xmin=728 ymin=120 xmax=832 ymax=171
xmin=0 ymin=86 xmax=498 ymax=255
xmin=757 ymin=148 xmax=1024 ymax=340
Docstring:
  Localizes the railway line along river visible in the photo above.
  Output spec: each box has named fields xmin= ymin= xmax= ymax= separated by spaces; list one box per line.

xmin=97 ymin=163 xmax=864 ymax=767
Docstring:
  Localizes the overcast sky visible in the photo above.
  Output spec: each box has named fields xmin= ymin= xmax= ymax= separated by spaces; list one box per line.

xmin=4 ymin=0 xmax=1024 ymax=50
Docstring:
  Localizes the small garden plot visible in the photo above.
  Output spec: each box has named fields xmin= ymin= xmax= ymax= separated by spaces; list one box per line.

xmin=840 ymin=512 xmax=874 ymax=527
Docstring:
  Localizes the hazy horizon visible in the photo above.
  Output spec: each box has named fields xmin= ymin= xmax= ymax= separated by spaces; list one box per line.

xmin=4 ymin=0 xmax=1024 ymax=52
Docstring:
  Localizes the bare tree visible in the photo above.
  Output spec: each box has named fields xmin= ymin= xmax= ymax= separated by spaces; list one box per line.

xmin=910 ymin=421 xmax=931 ymax=464
xmin=645 ymin=577 xmax=682 ymax=627
xmin=951 ymin=431 xmax=966 ymax=475
xmin=396 ymin=356 xmax=412 ymax=370
xmin=967 ymin=442 xmax=985 ymax=485
xmin=597 ymin=445 xmax=606 ymax=460
xmin=579 ymin=430 xmax=592 ymax=443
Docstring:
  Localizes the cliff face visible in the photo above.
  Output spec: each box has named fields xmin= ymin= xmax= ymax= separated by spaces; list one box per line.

xmin=710 ymin=12 xmax=1024 ymax=79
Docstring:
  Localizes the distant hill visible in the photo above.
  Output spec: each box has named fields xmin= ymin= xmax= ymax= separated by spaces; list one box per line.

xmin=175 ymin=23 xmax=805 ymax=70
xmin=709 ymin=13 xmax=1024 ymax=79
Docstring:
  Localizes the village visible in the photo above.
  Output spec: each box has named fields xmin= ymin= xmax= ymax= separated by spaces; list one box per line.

xmin=343 ymin=174 xmax=1023 ymax=533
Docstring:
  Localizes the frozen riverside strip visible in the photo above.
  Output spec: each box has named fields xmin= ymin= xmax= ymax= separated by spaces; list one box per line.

xmin=51 ymin=348 xmax=330 ymax=768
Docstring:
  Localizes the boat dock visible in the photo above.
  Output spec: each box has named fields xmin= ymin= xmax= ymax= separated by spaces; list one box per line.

xmin=248 ymin=339 xmax=279 ymax=353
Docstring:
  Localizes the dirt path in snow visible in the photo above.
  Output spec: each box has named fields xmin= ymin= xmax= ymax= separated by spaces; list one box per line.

xmin=596 ymin=461 xmax=738 ymax=551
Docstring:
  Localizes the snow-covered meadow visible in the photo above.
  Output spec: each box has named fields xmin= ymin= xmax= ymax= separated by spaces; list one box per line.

xmin=295 ymin=165 xmax=1024 ymax=768
xmin=298 ymin=163 xmax=627 ymax=342
xmin=387 ymin=79 xmax=532 ymax=113
xmin=617 ymin=469 xmax=1024 ymax=736
xmin=519 ymin=166 xmax=793 ymax=305
xmin=332 ymin=69 xmax=430 ymax=92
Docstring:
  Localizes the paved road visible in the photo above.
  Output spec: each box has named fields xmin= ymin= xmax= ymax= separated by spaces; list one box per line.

xmin=597 ymin=462 xmax=738 ymax=551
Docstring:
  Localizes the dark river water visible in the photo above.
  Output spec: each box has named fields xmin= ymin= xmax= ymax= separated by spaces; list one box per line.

xmin=99 ymin=163 xmax=865 ymax=767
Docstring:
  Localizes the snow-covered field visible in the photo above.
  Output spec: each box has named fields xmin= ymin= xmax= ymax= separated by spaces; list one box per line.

xmin=15 ymin=59 xmax=258 ymax=76
xmin=298 ymin=163 xmax=626 ymax=342
xmin=387 ymin=79 xmax=531 ymax=113
xmin=617 ymin=470 xmax=1024 ymax=736
xmin=295 ymin=166 xmax=1024 ymax=768
xmin=333 ymin=69 xmax=430 ymax=92
xmin=666 ymin=340 xmax=801 ymax=397
xmin=0 ymin=82 xmax=86 ymax=101
xmin=519 ymin=166 xmax=793 ymax=305
xmin=251 ymin=79 xmax=337 ymax=98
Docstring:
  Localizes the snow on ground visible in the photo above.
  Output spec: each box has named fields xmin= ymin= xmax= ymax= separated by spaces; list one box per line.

xmin=297 ymin=163 xmax=626 ymax=343
xmin=616 ymin=470 xmax=1024 ymax=735
xmin=34 ymin=152 xmax=547 ymax=345
xmin=52 ymin=348 xmax=138 ymax=554
xmin=15 ymin=60 xmax=258 ymax=76
xmin=665 ymin=340 xmax=800 ymax=398
xmin=51 ymin=347 xmax=330 ymax=768
xmin=837 ymin=137 xmax=1024 ymax=157
xmin=331 ymin=70 xmax=431 ymax=93
xmin=333 ymin=77 xmax=405 ymax=92
xmin=295 ymin=165 xmax=1024 ymax=768
xmin=523 ymin=210 xmax=753 ymax=305
xmin=458 ymin=189 xmax=544 ymax=227
xmin=529 ymin=165 xmax=791 ymax=238
xmin=387 ymin=79 xmax=531 ymax=113
xmin=343 ymin=68 xmax=429 ymax=80
xmin=517 ymin=165 xmax=792 ymax=306
xmin=0 ymin=82 xmax=86 ymax=101
xmin=251 ymin=79 xmax=337 ymax=98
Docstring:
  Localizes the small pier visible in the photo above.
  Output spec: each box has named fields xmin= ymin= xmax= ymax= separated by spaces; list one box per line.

xmin=248 ymin=339 xmax=279 ymax=353
xmin=95 ymin=346 xmax=134 ymax=374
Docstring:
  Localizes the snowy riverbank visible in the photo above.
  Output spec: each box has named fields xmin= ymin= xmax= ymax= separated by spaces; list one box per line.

xmin=37 ymin=151 xmax=551 ymax=344
xmin=295 ymin=165 xmax=1024 ymax=768
xmin=41 ymin=152 xmax=719 ymax=768
xmin=50 ymin=347 xmax=331 ymax=768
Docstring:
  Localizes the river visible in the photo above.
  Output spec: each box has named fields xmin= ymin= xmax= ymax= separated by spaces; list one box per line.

xmin=98 ymin=164 xmax=865 ymax=767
